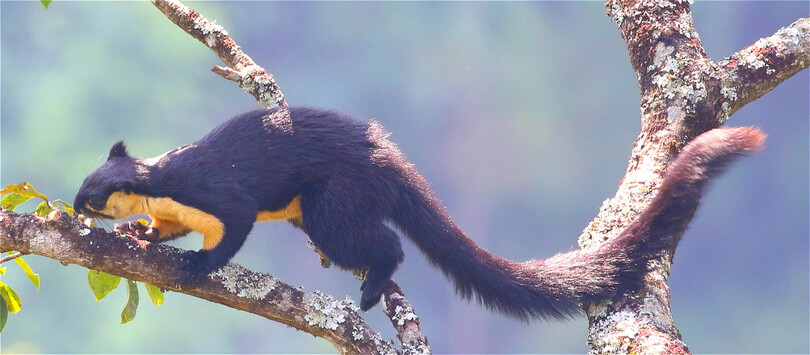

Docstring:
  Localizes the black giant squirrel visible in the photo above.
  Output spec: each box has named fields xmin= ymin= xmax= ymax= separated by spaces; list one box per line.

xmin=74 ymin=107 xmax=764 ymax=319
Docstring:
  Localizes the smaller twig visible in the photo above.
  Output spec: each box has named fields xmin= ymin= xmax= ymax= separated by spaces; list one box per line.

xmin=0 ymin=251 xmax=26 ymax=264
xmin=212 ymin=65 xmax=242 ymax=82
xmin=381 ymin=281 xmax=430 ymax=353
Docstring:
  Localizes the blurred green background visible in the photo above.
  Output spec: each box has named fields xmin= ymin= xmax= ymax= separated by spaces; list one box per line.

xmin=1 ymin=1 xmax=807 ymax=353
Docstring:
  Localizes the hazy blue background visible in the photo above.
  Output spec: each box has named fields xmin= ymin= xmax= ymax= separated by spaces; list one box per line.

xmin=1 ymin=1 xmax=807 ymax=353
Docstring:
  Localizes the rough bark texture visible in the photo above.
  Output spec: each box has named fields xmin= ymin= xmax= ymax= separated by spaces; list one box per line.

xmin=382 ymin=282 xmax=431 ymax=354
xmin=580 ymin=0 xmax=808 ymax=353
xmin=721 ymin=18 xmax=810 ymax=116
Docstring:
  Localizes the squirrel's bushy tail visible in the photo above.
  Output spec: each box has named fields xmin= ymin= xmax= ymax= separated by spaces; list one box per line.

xmin=391 ymin=127 xmax=765 ymax=320
xmin=610 ymin=127 xmax=766 ymax=257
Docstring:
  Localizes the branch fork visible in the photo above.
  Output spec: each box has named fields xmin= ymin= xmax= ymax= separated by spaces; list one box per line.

xmin=583 ymin=0 xmax=808 ymax=352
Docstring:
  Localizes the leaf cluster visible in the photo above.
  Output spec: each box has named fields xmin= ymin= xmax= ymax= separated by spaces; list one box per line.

xmin=88 ymin=270 xmax=164 ymax=324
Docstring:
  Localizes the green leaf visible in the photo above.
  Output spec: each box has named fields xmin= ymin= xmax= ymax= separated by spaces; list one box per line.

xmin=0 ymin=182 xmax=49 ymax=211
xmin=0 ymin=194 xmax=31 ymax=211
xmin=0 ymin=182 xmax=48 ymax=201
xmin=51 ymin=199 xmax=75 ymax=216
xmin=10 ymin=254 xmax=40 ymax=291
xmin=0 ymin=281 xmax=22 ymax=313
xmin=0 ymin=297 xmax=7 ymax=333
xmin=40 ymin=0 xmax=51 ymax=9
xmin=121 ymin=280 xmax=139 ymax=324
xmin=88 ymin=270 xmax=121 ymax=301
xmin=35 ymin=200 xmax=53 ymax=217
xmin=144 ymin=283 xmax=164 ymax=306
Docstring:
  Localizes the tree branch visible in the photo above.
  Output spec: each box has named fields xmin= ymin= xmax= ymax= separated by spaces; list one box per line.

xmin=720 ymin=18 xmax=810 ymax=117
xmin=585 ymin=1 xmax=807 ymax=353
xmin=0 ymin=210 xmax=400 ymax=354
xmin=381 ymin=282 xmax=430 ymax=353
xmin=150 ymin=0 xmax=286 ymax=108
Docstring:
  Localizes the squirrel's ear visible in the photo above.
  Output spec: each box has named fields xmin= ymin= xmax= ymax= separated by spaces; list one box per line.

xmin=108 ymin=141 xmax=129 ymax=160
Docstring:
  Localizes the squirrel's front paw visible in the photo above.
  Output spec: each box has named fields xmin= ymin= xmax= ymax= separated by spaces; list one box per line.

xmin=177 ymin=250 xmax=220 ymax=286
xmin=114 ymin=221 xmax=160 ymax=243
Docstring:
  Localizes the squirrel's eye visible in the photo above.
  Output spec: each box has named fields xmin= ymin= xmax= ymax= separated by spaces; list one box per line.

xmin=88 ymin=196 xmax=105 ymax=210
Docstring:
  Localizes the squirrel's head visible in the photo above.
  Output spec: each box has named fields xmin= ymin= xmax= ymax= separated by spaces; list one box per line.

xmin=74 ymin=141 xmax=143 ymax=219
